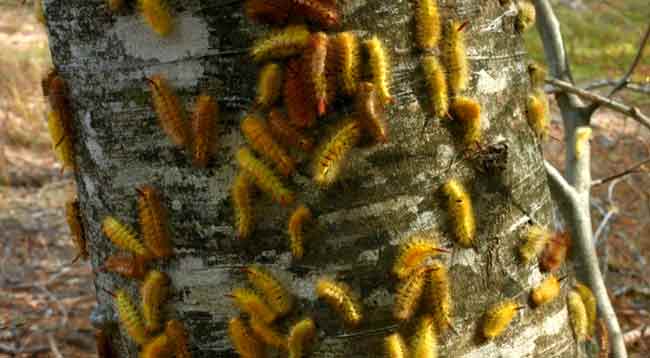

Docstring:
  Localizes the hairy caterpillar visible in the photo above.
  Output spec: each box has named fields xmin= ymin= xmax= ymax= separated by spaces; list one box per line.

xmin=244 ymin=0 xmax=292 ymax=25
xmin=531 ymin=274 xmax=561 ymax=307
xmin=312 ymin=118 xmax=362 ymax=186
xmin=482 ymin=300 xmax=522 ymax=339
xmin=47 ymin=111 xmax=76 ymax=171
xmin=251 ymin=25 xmax=311 ymax=62
xmin=332 ymin=32 xmax=360 ymax=96
xmin=236 ymin=147 xmax=295 ymax=206
xmin=102 ymin=254 xmax=147 ymax=280
xmin=164 ymin=320 xmax=191 ymax=358
xmin=141 ymin=270 xmax=170 ymax=334
xmin=384 ymin=333 xmax=408 ymax=358
xmin=288 ymin=205 xmax=312 ymax=259
xmin=450 ymin=96 xmax=481 ymax=148
xmin=102 ymin=217 xmax=152 ymax=259
xmin=392 ymin=233 xmax=446 ymax=279
xmin=138 ymin=0 xmax=174 ymax=36
xmin=267 ymin=109 xmax=315 ymax=152
xmin=412 ymin=315 xmax=438 ymax=358
xmin=316 ymin=278 xmax=363 ymax=327
xmin=355 ymin=82 xmax=388 ymax=144
xmin=95 ymin=329 xmax=115 ymax=358
xmin=288 ymin=318 xmax=316 ymax=358
xmin=255 ymin=63 xmax=283 ymax=109
xmin=137 ymin=185 xmax=174 ymax=259
xmin=285 ymin=57 xmax=317 ymax=128
xmin=241 ymin=114 xmax=296 ymax=177
xmin=47 ymin=75 xmax=76 ymax=171
xmin=442 ymin=20 xmax=470 ymax=96
xmin=191 ymin=94 xmax=219 ymax=168
xmin=526 ymin=89 xmax=550 ymax=140
xmin=540 ymin=231 xmax=570 ymax=272
xmin=250 ymin=317 xmax=288 ymax=350
xmin=415 ymin=0 xmax=441 ymax=50
xmin=393 ymin=266 xmax=429 ymax=321
xmin=244 ymin=265 xmax=294 ymax=317
xmin=597 ymin=319 xmax=609 ymax=358
xmin=428 ymin=261 xmax=452 ymax=333
xmin=231 ymin=172 xmax=254 ymax=240
xmin=567 ymin=290 xmax=588 ymax=342
xmin=65 ymin=199 xmax=88 ymax=262
xmin=228 ymin=317 xmax=264 ymax=358
xmin=291 ymin=0 xmax=340 ymax=28
xmin=147 ymin=74 xmax=190 ymax=148
xmin=442 ymin=179 xmax=476 ymax=248
xmin=519 ymin=224 xmax=553 ymax=264
xmin=575 ymin=126 xmax=591 ymax=160
xmin=140 ymin=333 xmax=172 ymax=358
xmin=303 ymin=32 xmax=332 ymax=116
xmin=229 ymin=287 xmax=277 ymax=323
xmin=527 ymin=62 xmax=547 ymax=89
xmin=365 ymin=36 xmax=393 ymax=104
xmin=574 ymin=282 xmax=596 ymax=337
xmin=515 ymin=1 xmax=536 ymax=32
xmin=421 ymin=55 xmax=449 ymax=119
xmin=115 ymin=289 xmax=149 ymax=345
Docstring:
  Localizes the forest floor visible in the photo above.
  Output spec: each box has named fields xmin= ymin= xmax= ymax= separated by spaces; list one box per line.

xmin=0 ymin=0 xmax=649 ymax=357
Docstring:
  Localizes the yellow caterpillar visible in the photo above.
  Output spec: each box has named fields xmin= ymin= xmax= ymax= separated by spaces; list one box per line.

xmin=442 ymin=20 xmax=470 ymax=96
xmin=421 ymin=55 xmax=448 ymax=119
xmin=139 ymin=0 xmax=174 ymax=36
xmin=228 ymin=317 xmax=264 ymax=358
xmin=442 ymin=179 xmax=476 ymax=248
xmin=567 ymin=290 xmax=589 ymax=342
xmin=140 ymin=333 xmax=172 ymax=358
xmin=482 ymin=300 xmax=522 ymax=339
xmin=191 ymin=94 xmax=220 ymax=168
xmin=255 ymin=63 xmax=283 ymax=108
xmin=231 ymin=172 xmax=254 ymax=240
xmin=229 ymin=287 xmax=277 ymax=323
xmin=450 ymin=96 xmax=481 ymax=147
xmin=141 ymin=270 xmax=170 ymax=334
xmin=527 ymin=62 xmax=547 ymax=89
xmin=332 ymin=32 xmax=360 ymax=96
xmin=384 ymin=333 xmax=408 ymax=358
xmin=316 ymin=278 xmax=363 ymax=327
xmin=526 ymin=89 xmax=550 ymax=140
xmin=288 ymin=205 xmax=312 ymax=259
xmin=115 ymin=289 xmax=149 ymax=345
xmin=519 ymin=225 xmax=553 ymax=264
xmin=249 ymin=317 xmax=287 ymax=350
xmin=241 ymin=114 xmax=295 ymax=177
xmin=515 ymin=1 xmax=536 ymax=33
xmin=312 ymin=118 xmax=362 ymax=186
xmin=365 ymin=36 xmax=393 ymax=104
xmin=147 ymin=74 xmax=190 ymax=148
xmin=244 ymin=265 xmax=294 ymax=317
xmin=288 ymin=318 xmax=316 ymax=358
xmin=531 ymin=274 xmax=561 ymax=307
xmin=102 ymin=216 xmax=152 ymax=258
xmin=236 ymin=147 xmax=295 ymax=206
xmin=393 ymin=266 xmax=429 ymax=321
xmin=575 ymin=282 xmax=597 ymax=337
xmin=415 ymin=0 xmax=441 ymax=50
xmin=47 ymin=110 xmax=76 ymax=172
xmin=392 ymin=233 xmax=446 ymax=279
xmin=428 ymin=261 xmax=452 ymax=333
xmin=164 ymin=320 xmax=191 ymax=358
xmin=251 ymin=25 xmax=311 ymax=62
xmin=411 ymin=315 xmax=438 ymax=358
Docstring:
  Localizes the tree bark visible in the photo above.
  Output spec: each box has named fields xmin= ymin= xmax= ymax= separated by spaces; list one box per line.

xmin=45 ymin=0 xmax=578 ymax=356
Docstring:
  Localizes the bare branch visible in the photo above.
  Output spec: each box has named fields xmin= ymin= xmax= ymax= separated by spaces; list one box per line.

xmin=547 ymin=78 xmax=650 ymax=131
xmin=592 ymin=157 xmax=650 ymax=186
xmin=608 ymin=23 xmax=650 ymax=98
xmin=583 ymin=79 xmax=650 ymax=94
xmin=544 ymin=161 xmax=628 ymax=358
xmin=0 ymin=343 xmax=49 ymax=354
xmin=47 ymin=333 xmax=64 ymax=358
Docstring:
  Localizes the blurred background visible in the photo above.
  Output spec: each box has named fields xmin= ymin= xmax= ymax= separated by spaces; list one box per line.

xmin=0 ymin=0 xmax=648 ymax=356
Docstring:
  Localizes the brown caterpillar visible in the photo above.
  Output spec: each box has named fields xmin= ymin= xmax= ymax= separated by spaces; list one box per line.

xmin=101 ymin=254 xmax=147 ymax=280
xmin=540 ymin=231 xmax=570 ymax=272
xmin=240 ymin=114 xmax=296 ymax=177
xmin=140 ymin=333 xmax=173 ymax=358
xmin=244 ymin=0 xmax=292 ymax=25
xmin=147 ymin=74 xmax=190 ymax=148
xmin=285 ymin=57 xmax=317 ymax=128
xmin=165 ymin=320 xmax=191 ymax=358
xmin=355 ymin=82 xmax=388 ymax=144
xmin=139 ymin=0 xmax=174 ymax=37
xmin=47 ymin=74 xmax=77 ymax=171
xmin=231 ymin=172 xmax=254 ymax=240
xmin=141 ymin=270 xmax=170 ymax=334
xmin=137 ymin=185 xmax=174 ymax=259
xmin=302 ymin=32 xmax=334 ymax=116
xmin=228 ymin=317 xmax=264 ymax=358
xmin=316 ymin=278 xmax=363 ymax=327
xmin=95 ymin=329 xmax=115 ymax=358
xmin=291 ymin=0 xmax=340 ymax=28
xmin=65 ymin=199 xmax=88 ymax=263
xmin=191 ymin=94 xmax=219 ymax=168
xmin=267 ymin=109 xmax=315 ymax=152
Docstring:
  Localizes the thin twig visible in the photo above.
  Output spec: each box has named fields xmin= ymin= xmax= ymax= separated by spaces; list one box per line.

xmin=592 ymin=157 xmax=650 ymax=186
xmin=330 ymin=324 xmax=399 ymax=339
xmin=47 ymin=333 xmax=64 ymax=358
xmin=547 ymin=78 xmax=650 ymax=130
xmin=0 ymin=343 xmax=49 ymax=354
xmin=582 ymin=79 xmax=650 ymax=94
xmin=608 ymin=23 xmax=650 ymax=98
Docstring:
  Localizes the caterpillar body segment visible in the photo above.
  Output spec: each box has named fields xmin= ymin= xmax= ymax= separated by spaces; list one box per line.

xmin=393 ymin=266 xmax=429 ymax=321
xmin=450 ymin=96 xmax=481 ymax=148
xmin=288 ymin=318 xmax=316 ymax=358
xmin=137 ymin=185 xmax=174 ymax=259
xmin=164 ymin=320 xmax=191 ymax=358
xmin=251 ymin=25 xmax=311 ymax=62
xmin=65 ymin=199 xmax=88 ymax=262
xmin=442 ymin=179 xmax=476 ymax=248
xmin=141 ymin=270 xmax=170 ymax=334
xmin=421 ymin=55 xmax=449 ymax=119
xmin=574 ymin=282 xmax=596 ymax=337
xmin=115 ymin=289 xmax=149 ymax=345
xmin=228 ymin=317 xmax=264 ymax=358
xmin=355 ymin=82 xmax=388 ymax=144
xmin=312 ymin=118 xmax=362 ymax=187
xmin=332 ymin=32 xmax=360 ymax=96
xmin=531 ymin=274 xmax=561 ymax=307
xmin=250 ymin=317 xmax=288 ymax=350
xmin=285 ymin=57 xmax=317 ymax=128
xmin=138 ymin=0 xmax=174 ymax=36
xmin=147 ymin=74 xmax=190 ymax=148
xmin=229 ymin=287 xmax=277 ymax=323
xmin=384 ymin=333 xmax=408 ymax=358
xmin=526 ymin=89 xmax=550 ymax=140
xmin=567 ymin=290 xmax=589 ymax=342
xmin=411 ymin=315 xmax=438 ymax=358
xmin=291 ymin=0 xmax=340 ymax=28
xmin=244 ymin=265 xmax=294 ymax=317
xmin=442 ymin=20 xmax=470 ymax=96
xmin=288 ymin=205 xmax=313 ymax=259
xmin=302 ymin=32 xmax=332 ymax=116
xmin=191 ymin=94 xmax=220 ymax=168
xmin=231 ymin=172 xmax=254 ymax=240
xmin=102 ymin=217 xmax=152 ymax=258
xmin=241 ymin=114 xmax=296 ymax=177
xmin=364 ymin=36 xmax=393 ymax=104
xmin=256 ymin=63 xmax=284 ymax=109
xmin=236 ymin=147 xmax=295 ymax=206
xmin=102 ymin=254 xmax=148 ymax=280
xmin=392 ymin=233 xmax=446 ymax=279
xmin=428 ymin=261 xmax=452 ymax=333
xmin=482 ymin=300 xmax=522 ymax=339
xmin=244 ymin=0 xmax=292 ymax=25
xmin=519 ymin=225 xmax=552 ymax=264
xmin=315 ymin=278 xmax=363 ymax=327
xmin=267 ymin=109 xmax=315 ymax=152
xmin=415 ymin=0 xmax=441 ymax=50
xmin=140 ymin=333 xmax=173 ymax=358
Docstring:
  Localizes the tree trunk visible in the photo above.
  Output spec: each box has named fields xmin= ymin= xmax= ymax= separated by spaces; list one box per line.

xmin=44 ymin=0 xmax=578 ymax=356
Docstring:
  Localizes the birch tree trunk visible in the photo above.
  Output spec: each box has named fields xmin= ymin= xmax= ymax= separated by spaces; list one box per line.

xmin=44 ymin=0 xmax=579 ymax=356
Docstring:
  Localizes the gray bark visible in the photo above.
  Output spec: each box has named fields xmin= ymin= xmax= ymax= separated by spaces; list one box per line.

xmin=44 ymin=0 xmax=578 ymax=356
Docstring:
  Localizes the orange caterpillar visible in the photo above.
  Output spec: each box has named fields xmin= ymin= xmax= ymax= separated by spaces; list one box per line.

xmin=332 ymin=32 xmax=360 ymax=96
xmin=540 ymin=231 xmax=570 ymax=272
xmin=236 ymin=147 xmax=295 ymax=206
xmin=141 ymin=270 xmax=170 ymax=334
xmin=422 ymin=55 xmax=449 ymax=118
xmin=392 ymin=233 xmax=446 ymax=279
xmin=393 ymin=266 xmax=429 ymax=321
xmin=102 ymin=254 xmax=148 ymax=280
xmin=575 ymin=282 xmax=597 ymax=337
xmin=415 ymin=0 xmax=441 ymax=50
xmin=244 ymin=0 xmax=292 ymax=25
xmin=288 ymin=318 xmax=316 ymax=358
xmin=240 ymin=114 xmax=295 ymax=177
xmin=482 ymin=300 xmax=522 ymax=339
xmin=450 ymin=96 xmax=481 ymax=148
xmin=412 ymin=315 xmax=438 ymax=358
xmin=244 ymin=265 xmax=294 ymax=317
xmin=442 ymin=20 xmax=470 ymax=96
xmin=229 ymin=287 xmax=277 ymax=323
xmin=267 ymin=109 xmax=315 ymax=152
xmin=291 ymin=0 xmax=340 ymax=28
xmin=147 ymin=74 xmax=190 ymax=148
xmin=164 ymin=320 xmax=191 ymax=358
xmin=231 ymin=172 xmax=254 ymax=240
xmin=140 ymin=333 xmax=172 ymax=358
xmin=428 ymin=261 xmax=452 ymax=333
xmin=302 ymin=32 xmax=332 ymax=116
xmin=251 ymin=25 xmax=311 ymax=62
xmin=312 ymin=118 xmax=362 ymax=186
xmin=228 ymin=317 xmax=264 ymax=358
xmin=384 ymin=333 xmax=408 ymax=358
xmin=65 ymin=199 xmax=88 ymax=262
xmin=531 ymin=274 xmax=561 ymax=307
xmin=115 ymin=289 xmax=149 ymax=345
xmin=137 ymin=185 xmax=174 ymax=259
xmin=47 ymin=110 xmax=76 ymax=172
xmin=365 ymin=36 xmax=393 ymax=104
xmin=442 ymin=179 xmax=476 ymax=248
xmin=316 ymin=278 xmax=363 ymax=327
xmin=47 ymin=75 xmax=76 ymax=171
xmin=191 ymin=94 xmax=219 ymax=168
xmin=285 ymin=57 xmax=317 ymax=128
xmin=250 ymin=317 xmax=287 ymax=350
xmin=355 ymin=82 xmax=388 ymax=144
xmin=95 ymin=329 xmax=115 ymax=358
xmin=255 ymin=63 xmax=284 ymax=109
xmin=139 ymin=0 xmax=174 ymax=36
xmin=288 ymin=205 xmax=312 ymax=259
xmin=102 ymin=216 xmax=152 ymax=258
